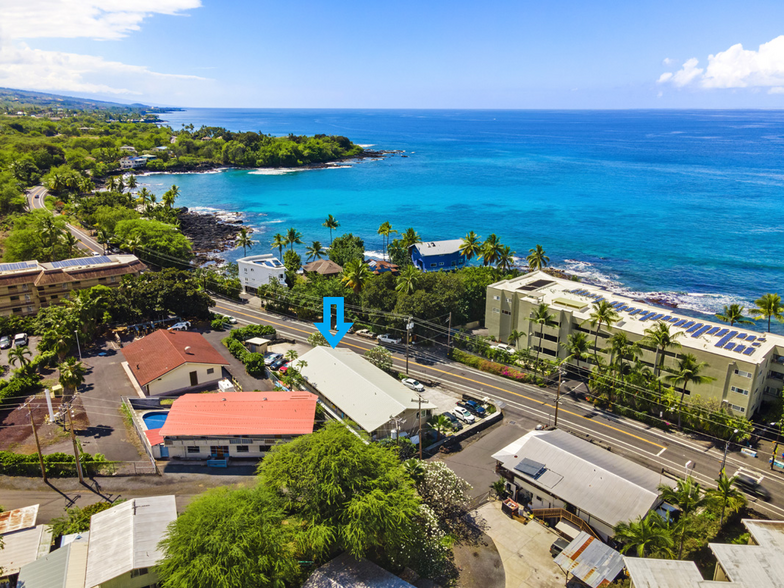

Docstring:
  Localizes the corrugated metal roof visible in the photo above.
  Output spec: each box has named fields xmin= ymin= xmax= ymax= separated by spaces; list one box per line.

xmin=84 ymin=496 xmax=176 ymax=588
xmin=412 ymin=239 xmax=463 ymax=257
xmin=492 ymin=430 xmax=672 ymax=528
xmin=624 ymin=558 xmax=706 ymax=588
xmin=554 ymin=533 xmax=624 ymax=588
xmin=0 ymin=525 xmax=52 ymax=578
xmin=298 ymin=347 xmax=435 ymax=433
xmin=0 ymin=505 xmax=38 ymax=534
xmin=709 ymin=543 xmax=784 ymax=588
xmin=302 ymin=552 xmax=415 ymax=588
xmin=17 ymin=542 xmax=88 ymax=588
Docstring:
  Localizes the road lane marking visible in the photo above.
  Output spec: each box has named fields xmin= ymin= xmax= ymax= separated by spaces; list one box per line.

xmin=657 ymin=447 xmax=667 ymax=457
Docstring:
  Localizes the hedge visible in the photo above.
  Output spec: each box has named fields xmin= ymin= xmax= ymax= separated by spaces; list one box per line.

xmin=227 ymin=324 xmax=277 ymax=342
xmin=0 ymin=451 xmax=114 ymax=477
xmin=450 ymin=348 xmax=537 ymax=384
xmin=222 ymin=336 xmax=268 ymax=379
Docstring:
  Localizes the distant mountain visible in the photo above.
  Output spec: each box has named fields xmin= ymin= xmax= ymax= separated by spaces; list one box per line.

xmin=0 ymin=87 xmax=155 ymax=111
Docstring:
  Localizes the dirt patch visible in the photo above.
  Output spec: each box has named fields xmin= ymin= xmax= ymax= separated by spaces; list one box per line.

xmin=453 ymin=529 xmax=505 ymax=588
xmin=0 ymin=394 xmax=89 ymax=455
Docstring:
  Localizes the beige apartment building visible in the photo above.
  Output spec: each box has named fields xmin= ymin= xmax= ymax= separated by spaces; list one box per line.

xmin=0 ymin=254 xmax=146 ymax=317
xmin=486 ymin=271 xmax=784 ymax=417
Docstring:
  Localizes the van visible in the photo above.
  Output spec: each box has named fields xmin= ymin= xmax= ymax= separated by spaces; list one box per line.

xmin=550 ymin=538 xmax=570 ymax=557
xmin=733 ymin=472 xmax=771 ymax=501
xmin=13 ymin=333 xmax=28 ymax=347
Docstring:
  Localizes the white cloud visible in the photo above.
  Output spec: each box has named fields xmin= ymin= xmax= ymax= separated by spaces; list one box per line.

xmin=0 ymin=0 xmax=202 ymax=41
xmin=657 ymin=72 xmax=673 ymax=83
xmin=769 ymin=87 xmax=784 ymax=94
xmin=659 ymin=35 xmax=784 ymax=91
xmin=662 ymin=57 xmax=676 ymax=66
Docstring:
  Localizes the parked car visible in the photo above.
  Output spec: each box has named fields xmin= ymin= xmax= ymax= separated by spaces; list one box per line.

xmin=491 ymin=343 xmax=516 ymax=354
xmin=13 ymin=333 xmax=28 ymax=347
xmin=168 ymin=321 xmax=191 ymax=331
xmin=355 ymin=329 xmax=377 ymax=340
xmin=270 ymin=357 xmax=287 ymax=370
xmin=278 ymin=362 xmax=290 ymax=374
xmin=0 ymin=336 xmax=10 ymax=350
xmin=402 ymin=378 xmax=425 ymax=393
xmin=218 ymin=313 xmax=238 ymax=324
xmin=550 ymin=538 xmax=570 ymax=557
xmin=733 ymin=469 xmax=772 ymax=501
xmin=378 ymin=334 xmax=402 ymax=345
xmin=463 ymin=399 xmax=487 ymax=417
xmin=441 ymin=411 xmax=463 ymax=431
xmin=264 ymin=352 xmax=283 ymax=366
xmin=453 ymin=406 xmax=475 ymax=424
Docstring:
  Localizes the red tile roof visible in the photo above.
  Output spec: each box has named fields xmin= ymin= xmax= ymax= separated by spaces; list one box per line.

xmin=122 ymin=330 xmax=229 ymax=387
xmin=145 ymin=428 xmax=164 ymax=446
xmin=158 ymin=392 xmax=317 ymax=437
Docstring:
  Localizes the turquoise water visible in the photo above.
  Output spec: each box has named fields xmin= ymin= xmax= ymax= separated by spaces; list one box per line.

xmin=142 ymin=411 xmax=169 ymax=429
xmin=143 ymin=109 xmax=784 ymax=324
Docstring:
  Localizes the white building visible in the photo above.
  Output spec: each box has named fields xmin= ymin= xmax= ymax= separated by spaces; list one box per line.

xmin=298 ymin=347 xmax=435 ymax=439
xmin=238 ymin=254 xmax=286 ymax=292
xmin=118 ymin=157 xmax=146 ymax=170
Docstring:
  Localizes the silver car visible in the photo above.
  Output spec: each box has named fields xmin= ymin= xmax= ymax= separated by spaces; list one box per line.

xmin=402 ymin=378 xmax=425 ymax=393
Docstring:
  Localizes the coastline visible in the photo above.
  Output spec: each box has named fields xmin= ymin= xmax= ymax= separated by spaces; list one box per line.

xmin=177 ymin=208 xmax=248 ymax=265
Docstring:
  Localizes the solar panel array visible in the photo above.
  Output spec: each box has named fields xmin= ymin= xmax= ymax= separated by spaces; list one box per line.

xmin=0 ymin=261 xmax=38 ymax=272
xmin=50 ymin=256 xmax=111 ymax=269
xmin=514 ymin=457 xmax=546 ymax=479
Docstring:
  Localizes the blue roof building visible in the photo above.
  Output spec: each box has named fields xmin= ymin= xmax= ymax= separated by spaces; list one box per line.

xmin=410 ymin=239 xmax=466 ymax=272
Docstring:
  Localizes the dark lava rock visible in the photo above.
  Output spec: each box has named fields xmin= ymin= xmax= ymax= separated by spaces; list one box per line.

xmin=177 ymin=208 xmax=247 ymax=259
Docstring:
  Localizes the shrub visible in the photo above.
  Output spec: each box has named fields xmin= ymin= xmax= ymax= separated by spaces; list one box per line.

xmin=451 ymin=348 xmax=532 ymax=383
xmin=228 ymin=324 xmax=276 ymax=342
xmin=221 ymin=336 xmax=268 ymax=380
xmin=0 ymin=450 xmax=112 ymax=477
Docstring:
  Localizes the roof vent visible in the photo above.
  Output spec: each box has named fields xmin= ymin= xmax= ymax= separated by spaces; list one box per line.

xmin=184 ymin=346 xmax=192 ymax=354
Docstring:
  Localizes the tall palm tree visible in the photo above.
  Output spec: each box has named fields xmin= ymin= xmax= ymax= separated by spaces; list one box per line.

xmin=563 ymin=332 xmax=590 ymax=372
xmin=607 ymin=332 xmax=639 ymax=403
xmin=400 ymin=228 xmax=422 ymax=250
xmin=658 ymin=477 xmax=708 ymax=558
xmin=58 ymin=357 xmax=87 ymax=402
xmin=526 ymin=244 xmax=550 ymax=271
xmin=715 ymin=304 xmax=753 ymax=327
xmin=62 ymin=232 xmax=79 ymax=258
xmin=431 ymin=414 xmax=453 ymax=437
xmin=306 ymin=241 xmax=325 ymax=261
xmin=285 ymin=227 xmax=303 ymax=251
xmin=459 ymin=231 xmax=482 ymax=262
xmin=614 ymin=512 xmax=675 ymax=558
xmin=481 ymin=234 xmax=502 ymax=266
xmin=662 ymin=353 xmax=716 ymax=430
xmin=271 ymin=233 xmax=286 ymax=260
xmin=643 ymin=321 xmax=683 ymax=399
xmin=162 ymin=185 xmax=179 ymax=208
xmin=235 ymin=228 xmax=255 ymax=257
xmin=582 ymin=300 xmax=620 ymax=364
xmin=8 ymin=346 xmax=32 ymax=368
xmin=525 ymin=303 xmax=557 ymax=377
xmin=136 ymin=187 xmax=152 ymax=209
xmin=507 ymin=329 xmax=524 ymax=348
xmin=395 ymin=265 xmax=420 ymax=295
xmin=126 ymin=175 xmax=137 ymax=190
xmin=106 ymin=176 xmax=116 ymax=192
xmin=124 ymin=234 xmax=143 ymax=255
xmin=322 ymin=214 xmax=339 ymax=245
xmin=96 ymin=228 xmax=111 ymax=255
xmin=708 ymin=471 xmax=746 ymax=526
xmin=496 ymin=245 xmax=516 ymax=273
xmin=750 ymin=293 xmax=784 ymax=333
xmin=341 ymin=259 xmax=372 ymax=294
xmin=377 ymin=222 xmax=397 ymax=261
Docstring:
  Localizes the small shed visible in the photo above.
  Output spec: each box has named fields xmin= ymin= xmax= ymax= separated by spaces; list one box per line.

xmin=554 ymin=532 xmax=624 ymax=588
xmin=16 ymin=540 xmax=88 ymax=588
xmin=244 ymin=337 xmax=270 ymax=354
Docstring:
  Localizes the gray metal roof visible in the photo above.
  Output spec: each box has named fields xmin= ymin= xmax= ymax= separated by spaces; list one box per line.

xmin=554 ymin=532 xmax=624 ymax=588
xmin=709 ymin=543 xmax=784 ymax=588
xmin=84 ymin=496 xmax=177 ymax=588
xmin=492 ymin=429 xmax=672 ymax=528
xmin=412 ymin=239 xmax=463 ymax=256
xmin=299 ymin=347 xmax=434 ymax=433
xmin=17 ymin=542 xmax=88 ymax=588
xmin=0 ymin=525 xmax=52 ymax=578
xmin=624 ymin=558 xmax=707 ymax=588
xmin=302 ymin=552 xmax=414 ymax=588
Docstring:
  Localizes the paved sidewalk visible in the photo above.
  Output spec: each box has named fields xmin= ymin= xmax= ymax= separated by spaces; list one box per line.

xmin=475 ymin=502 xmax=565 ymax=588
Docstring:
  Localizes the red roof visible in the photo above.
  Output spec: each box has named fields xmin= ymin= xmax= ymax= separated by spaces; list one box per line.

xmin=158 ymin=392 xmax=317 ymax=437
xmin=145 ymin=428 xmax=164 ymax=446
xmin=122 ymin=329 xmax=229 ymax=387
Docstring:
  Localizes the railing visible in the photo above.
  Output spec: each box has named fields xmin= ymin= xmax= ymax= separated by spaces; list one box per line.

xmin=121 ymin=397 xmax=160 ymax=475
xmin=532 ymin=508 xmax=600 ymax=539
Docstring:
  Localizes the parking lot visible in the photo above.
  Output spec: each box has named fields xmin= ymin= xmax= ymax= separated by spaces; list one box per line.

xmin=0 ymin=334 xmax=38 ymax=379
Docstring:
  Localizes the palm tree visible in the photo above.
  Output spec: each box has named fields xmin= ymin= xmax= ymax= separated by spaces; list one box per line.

xmin=400 ymin=228 xmax=422 ymax=250
xmin=496 ymin=245 xmax=516 ymax=273
xmin=377 ymin=222 xmax=397 ymax=261
xmin=395 ymin=265 xmax=420 ymax=295
xmin=306 ymin=241 xmax=325 ymax=261
xmin=708 ymin=471 xmax=747 ymax=526
xmin=271 ymin=233 xmax=286 ymax=260
xmin=582 ymin=301 xmax=620 ymax=364
xmin=607 ymin=332 xmax=639 ymax=403
xmin=643 ymin=321 xmax=683 ymax=398
xmin=507 ymin=329 xmax=524 ymax=348
xmin=96 ymin=228 xmax=111 ymax=255
xmin=403 ymin=458 xmax=425 ymax=482
xmin=481 ymin=234 xmax=502 ymax=266
xmin=126 ymin=175 xmax=137 ymax=190
xmin=658 ymin=477 xmax=708 ymax=558
xmin=322 ymin=214 xmax=339 ymax=245
xmin=136 ymin=187 xmax=152 ymax=209
xmin=58 ymin=357 xmax=87 ymax=402
xmin=715 ymin=304 xmax=753 ymax=327
xmin=124 ymin=234 xmax=143 ymax=255
xmin=284 ymin=349 xmax=299 ymax=362
xmin=62 ymin=232 xmax=79 ymax=258
xmin=614 ymin=512 xmax=675 ymax=558
xmin=526 ymin=244 xmax=549 ymax=271
xmin=431 ymin=414 xmax=453 ymax=437
xmin=235 ymin=228 xmax=255 ymax=257
xmin=106 ymin=176 xmax=117 ymax=192
xmin=563 ymin=332 xmax=590 ymax=372
xmin=285 ymin=227 xmax=303 ymax=251
xmin=750 ymin=293 xmax=784 ymax=333
xmin=341 ymin=259 xmax=372 ymax=294
xmin=162 ymin=185 xmax=179 ymax=208
xmin=662 ymin=353 xmax=716 ymax=430
xmin=8 ymin=346 xmax=32 ymax=368
xmin=459 ymin=231 xmax=482 ymax=262
xmin=525 ymin=303 xmax=557 ymax=376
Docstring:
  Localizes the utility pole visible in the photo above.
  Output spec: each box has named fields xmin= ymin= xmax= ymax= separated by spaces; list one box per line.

xmin=446 ymin=312 xmax=452 ymax=353
xmin=67 ymin=409 xmax=84 ymax=483
xmin=29 ymin=410 xmax=47 ymax=483
xmin=720 ymin=428 xmax=739 ymax=476
xmin=405 ymin=317 xmax=414 ymax=375
xmin=554 ymin=367 xmax=563 ymax=427
xmin=417 ymin=395 xmax=423 ymax=460
xmin=74 ymin=330 xmax=82 ymax=360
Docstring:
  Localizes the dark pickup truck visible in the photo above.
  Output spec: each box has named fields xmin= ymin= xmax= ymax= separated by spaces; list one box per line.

xmin=459 ymin=399 xmax=487 ymax=418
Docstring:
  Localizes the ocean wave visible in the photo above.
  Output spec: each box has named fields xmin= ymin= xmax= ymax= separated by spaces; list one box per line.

xmin=140 ymin=168 xmax=229 ymax=176
xmin=248 ymin=168 xmax=302 ymax=175
xmin=259 ymin=219 xmax=284 ymax=224
xmin=358 ymin=144 xmax=375 ymax=148
xmin=364 ymin=250 xmax=386 ymax=259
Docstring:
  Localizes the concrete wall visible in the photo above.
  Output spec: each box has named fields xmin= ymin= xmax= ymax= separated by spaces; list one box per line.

xmin=238 ymin=256 xmax=286 ymax=292
xmin=163 ymin=435 xmax=295 ymax=459
xmin=146 ymin=363 xmax=223 ymax=395
xmin=100 ymin=568 xmax=160 ymax=588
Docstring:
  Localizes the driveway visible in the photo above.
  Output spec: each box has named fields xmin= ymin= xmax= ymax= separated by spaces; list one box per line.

xmin=0 ymin=336 xmax=39 ymax=379
xmin=199 ymin=326 xmax=274 ymax=392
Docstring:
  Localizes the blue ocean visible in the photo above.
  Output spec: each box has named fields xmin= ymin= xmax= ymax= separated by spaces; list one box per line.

xmin=143 ymin=109 xmax=784 ymax=323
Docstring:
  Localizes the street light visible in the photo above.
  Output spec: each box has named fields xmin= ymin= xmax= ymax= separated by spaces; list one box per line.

xmin=771 ymin=421 xmax=782 ymax=471
xmin=405 ymin=317 xmax=414 ymax=375
xmin=74 ymin=330 xmax=82 ymax=360
xmin=684 ymin=460 xmax=695 ymax=479
xmin=554 ymin=363 xmax=565 ymax=427
xmin=720 ymin=428 xmax=739 ymax=475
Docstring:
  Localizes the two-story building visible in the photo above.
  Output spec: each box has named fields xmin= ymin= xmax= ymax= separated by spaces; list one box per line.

xmin=118 ymin=156 xmax=147 ymax=170
xmin=237 ymin=254 xmax=286 ymax=293
xmin=0 ymin=255 xmax=145 ymax=317
xmin=410 ymin=240 xmax=466 ymax=272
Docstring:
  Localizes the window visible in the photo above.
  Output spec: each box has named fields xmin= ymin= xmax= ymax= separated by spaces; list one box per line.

xmin=259 ymin=445 xmax=271 ymax=452
xmin=729 ymin=404 xmax=746 ymax=413
xmin=235 ymin=445 xmax=249 ymax=453
xmin=438 ymin=262 xmax=444 ymax=266
xmin=451 ymin=261 xmax=456 ymax=266
xmin=51 ymin=295 xmax=58 ymax=300
xmin=501 ymin=310 xmax=511 ymax=315
xmin=207 ymin=368 xmax=214 ymax=374
xmin=430 ymin=263 xmax=436 ymax=268
xmin=98 ymin=278 xmax=106 ymax=282
xmin=9 ymin=296 xmax=18 ymax=301
xmin=186 ymin=446 xmax=200 ymax=454
xmin=8 ymin=285 xmax=16 ymax=291
xmin=61 ymin=283 xmax=68 ymax=290
xmin=734 ymin=369 xmax=752 ymax=378
xmin=493 ymin=295 xmax=500 ymax=300
xmin=731 ymin=386 xmax=749 ymax=395
xmin=12 ymin=308 xmax=21 ymax=314
xmin=131 ymin=568 xmax=149 ymax=578
xmin=506 ymin=298 xmax=512 ymax=303
xmin=492 ymin=308 xmax=500 ymax=314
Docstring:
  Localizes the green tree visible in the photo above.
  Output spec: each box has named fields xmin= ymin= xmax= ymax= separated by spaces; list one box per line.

xmin=328 ymin=233 xmax=365 ymax=267
xmin=583 ymin=300 xmax=620 ymax=364
xmin=306 ymin=241 xmax=325 ymax=261
xmin=430 ymin=414 xmax=453 ymax=437
xmin=395 ymin=264 xmax=420 ymax=295
xmin=400 ymin=227 xmax=422 ymax=249
xmin=3 ymin=209 xmax=69 ymax=262
xmin=322 ymin=214 xmax=339 ymax=245
xmin=50 ymin=502 xmax=117 ymax=537
xmin=715 ymin=304 xmax=753 ymax=327
xmin=58 ymin=357 xmax=86 ymax=401
xmin=459 ymin=231 xmax=482 ymax=262
xmin=270 ymin=233 xmax=286 ymax=260
xmin=123 ymin=234 xmax=142 ymax=255
xmin=481 ymin=234 xmax=502 ymax=266
xmin=563 ymin=331 xmax=590 ymax=372
xmin=283 ymin=250 xmax=301 ymax=278
xmin=708 ymin=471 xmax=746 ymax=526
xmin=643 ymin=321 xmax=683 ymax=398
xmin=8 ymin=346 xmax=31 ymax=368
xmin=614 ymin=512 xmax=675 ymax=558
xmin=507 ymin=329 xmax=524 ymax=347
xmin=126 ymin=175 xmax=137 ymax=190
xmin=662 ymin=353 xmax=716 ymax=430
xmin=235 ymin=227 xmax=255 ymax=257
xmin=341 ymin=259 xmax=372 ymax=294
xmin=496 ymin=245 xmax=516 ymax=273
xmin=658 ymin=477 xmax=708 ymax=558
xmin=114 ymin=219 xmax=192 ymax=261
xmin=62 ymin=232 xmax=79 ymax=258
xmin=750 ymin=293 xmax=784 ymax=333
xmin=526 ymin=244 xmax=549 ymax=270
xmin=525 ymin=303 xmax=557 ymax=376
xmin=158 ymin=487 xmax=301 ymax=588
xmin=285 ymin=227 xmax=302 ymax=251
xmin=307 ymin=332 xmax=329 ymax=347
xmin=162 ymin=184 xmax=180 ymax=208
xmin=364 ymin=346 xmax=393 ymax=372
xmin=377 ymin=221 xmax=397 ymax=261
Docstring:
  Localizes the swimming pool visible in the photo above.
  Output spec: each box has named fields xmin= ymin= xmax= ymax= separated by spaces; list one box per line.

xmin=142 ymin=411 xmax=169 ymax=430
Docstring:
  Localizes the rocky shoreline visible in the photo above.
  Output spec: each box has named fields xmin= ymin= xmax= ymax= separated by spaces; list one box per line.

xmin=177 ymin=208 xmax=246 ymax=264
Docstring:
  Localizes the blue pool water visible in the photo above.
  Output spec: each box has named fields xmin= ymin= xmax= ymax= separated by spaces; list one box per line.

xmin=143 ymin=411 xmax=169 ymax=430
xmin=143 ymin=109 xmax=784 ymax=330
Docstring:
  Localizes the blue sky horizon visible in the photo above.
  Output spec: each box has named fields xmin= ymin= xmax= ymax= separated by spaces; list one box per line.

xmin=3 ymin=1 xmax=784 ymax=109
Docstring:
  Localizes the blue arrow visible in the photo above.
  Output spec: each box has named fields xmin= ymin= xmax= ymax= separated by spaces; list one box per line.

xmin=314 ymin=297 xmax=353 ymax=348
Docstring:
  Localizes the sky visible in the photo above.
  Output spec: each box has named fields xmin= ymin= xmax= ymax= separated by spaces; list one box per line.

xmin=2 ymin=0 xmax=784 ymax=109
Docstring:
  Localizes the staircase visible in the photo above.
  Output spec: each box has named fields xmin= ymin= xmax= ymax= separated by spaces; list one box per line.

xmin=531 ymin=508 xmax=600 ymax=540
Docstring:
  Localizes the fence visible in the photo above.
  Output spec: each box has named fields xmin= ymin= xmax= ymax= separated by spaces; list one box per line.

xmin=0 ymin=459 xmax=157 ymax=478
xmin=121 ymin=397 xmax=160 ymax=475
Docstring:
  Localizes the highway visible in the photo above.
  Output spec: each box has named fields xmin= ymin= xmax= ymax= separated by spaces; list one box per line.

xmin=26 ymin=186 xmax=103 ymax=254
xmin=213 ymin=297 xmax=784 ymax=519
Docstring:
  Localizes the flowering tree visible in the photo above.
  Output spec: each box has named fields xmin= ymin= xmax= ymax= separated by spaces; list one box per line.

xmin=364 ymin=346 xmax=394 ymax=372
xmin=410 ymin=460 xmax=473 ymax=532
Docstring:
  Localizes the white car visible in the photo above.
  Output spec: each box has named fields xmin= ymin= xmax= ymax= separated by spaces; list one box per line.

xmin=491 ymin=343 xmax=516 ymax=353
xmin=453 ymin=406 xmax=475 ymax=424
xmin=218 ymin=313 xmax=238 ymax=324
xmin=402 ymin=378 xmax=425 ymax=393
xmin=168 ymin=321 xmax=191 ymax=331
xmin=13 ymin=333 xmax=28 ymax=347
xmin=378 ymin=334 xmax=402 ymax=345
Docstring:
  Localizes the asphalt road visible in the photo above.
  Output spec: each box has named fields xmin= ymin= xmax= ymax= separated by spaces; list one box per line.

xmin=26 ymin=186 xmax=103 ymax=255
xmin=213 ymin=298 xmax=784 ymax=519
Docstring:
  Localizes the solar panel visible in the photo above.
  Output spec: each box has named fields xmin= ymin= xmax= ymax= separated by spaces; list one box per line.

xmin=746 ymin=335 xmax=756 ymax=343
xmin=715 ymin=330 xmax=738 ymax=348
xmin=734 ymin=345 xmax=746 ymax=353
xmin=725 ymin=342 xmax=735 ymax=351
xmin=629 ymin=309 xmax=641 ymax=315
xmin=674 ymin=320 xmax=687 ymax=327
xmin=595 ymin=298 xmax=605 ymax=303
xmin=682 ymin=321 xmax=695 ymax=329
xmin=50 ymin=255 xmax=111 ymax=269
xmin=752 ymin=342 xmax=761 ymax=347
xmin=651 ymin=314 xmax=665 ymax=321
xmin=638 ymin=311 xmax=652 ymax=320
xmin=0 ymin=261 xmax=37 ymax=272
xmin=706 ymin=327 xmax=720 ymax=335
xmin=662 ymin=316 xmax=672 ymax=321
xmin=668 ymin=317 xmax=679 ymax=322
xmin=736 ymin=333 xmax=747 ymax=340
xmin=686 ymin=323 xmax=703 ymax=333
xmin=514 ymin=458 xmax=546 ymax=479
xmin=743 ymin=347 xmax=756 ymax=356
xmin=716 ymin=329 xmax=729 ymax=337
xmin=692 ymin=325 xmax=711 ymax=338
